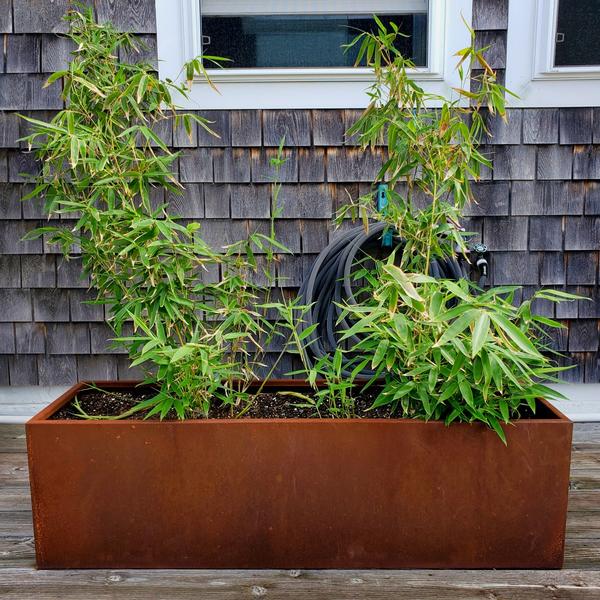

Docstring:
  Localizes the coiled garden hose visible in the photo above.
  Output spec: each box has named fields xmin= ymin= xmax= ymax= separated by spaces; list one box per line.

xmin=297 ymin=224 xmax=488 ymax=375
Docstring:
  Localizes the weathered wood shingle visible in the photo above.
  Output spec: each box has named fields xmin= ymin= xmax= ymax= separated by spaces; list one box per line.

xmin=0 ymin=0 xmax=598 ymax=383
xmin=13 ymin=0 xmax=69 ymax=34
xmin=523 ymin=109 xmax=559 ymax=145
xmin=560 ymin=109 xmax=594 ymax=145
xmin=6 ymin=35 xmax=41 ymax=73
xmin=472 ymin=0 xmax=509 ymax=30
xmin=0 ymin=0 xmax=12 ymax=33
xmin=0 ymin=74 xmax=62 ymax=110
xmin=96 ymin=0 xmax=156 ymax=34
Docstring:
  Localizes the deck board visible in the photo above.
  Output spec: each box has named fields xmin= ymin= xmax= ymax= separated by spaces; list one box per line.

xmin=1 ymin=424 xmax=599 ymax=598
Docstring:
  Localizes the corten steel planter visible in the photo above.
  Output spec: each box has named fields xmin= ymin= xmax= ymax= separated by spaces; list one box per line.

xmin=27 ymin=380 xmax=573 ymax=570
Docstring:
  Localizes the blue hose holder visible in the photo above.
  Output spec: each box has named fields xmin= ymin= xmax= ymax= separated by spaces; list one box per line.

xmin=376 ymin=183 xmax=393 ymax=248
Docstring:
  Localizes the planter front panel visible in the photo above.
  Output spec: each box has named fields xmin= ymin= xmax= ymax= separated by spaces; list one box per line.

xmin=27 ymin=383 xmax=572 ymax=569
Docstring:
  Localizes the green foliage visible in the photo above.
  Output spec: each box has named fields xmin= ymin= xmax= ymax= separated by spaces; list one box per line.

xmin=290 ymin=19 xmax=579 ymax=438
xmin=340 ymin=17 xmax=516 ymax=272
xmin=19 ymin=9 xmax=288 ymax=418
xmin=339 ymin=259 xmax=577 ymax=443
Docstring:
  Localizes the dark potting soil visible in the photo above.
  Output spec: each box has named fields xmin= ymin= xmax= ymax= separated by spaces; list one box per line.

xmin=49 ymin=387 xmax=545 ymax=421
xmin=50 ymin=387 xmax=398 ymax=420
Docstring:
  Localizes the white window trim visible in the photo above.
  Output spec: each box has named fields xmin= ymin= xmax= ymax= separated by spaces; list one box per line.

xmin=155 ymin=0 xmax=473 ymax=109
xmin=506 ymin=0 xmax=600 ymax=107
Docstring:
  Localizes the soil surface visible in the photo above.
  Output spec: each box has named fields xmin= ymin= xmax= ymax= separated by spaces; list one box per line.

xmin=50 ymin=386 xmax=396 ymax=420
xmin=50 ymin=386 xmax=548 ymax=421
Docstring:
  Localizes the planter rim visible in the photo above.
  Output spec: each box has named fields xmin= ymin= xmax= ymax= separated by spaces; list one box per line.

xmin=27 ymin=379 xmax=572 ymax=425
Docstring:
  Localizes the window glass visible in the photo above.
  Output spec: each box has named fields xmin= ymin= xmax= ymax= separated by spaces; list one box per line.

xmin=554 ymin=0 xmax=600 ymax=67
xmin=201 ymin=1 xmax=428 ymax=68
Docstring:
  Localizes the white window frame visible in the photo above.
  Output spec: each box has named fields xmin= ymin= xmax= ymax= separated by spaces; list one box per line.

xmin=155 ymin=0 xmax=473 ymax=109
xmin=506 ymin=0 xmax=600 ymax=107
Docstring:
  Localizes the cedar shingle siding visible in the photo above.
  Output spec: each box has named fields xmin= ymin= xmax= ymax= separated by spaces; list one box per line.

xmin=0 ymin=0 xmax=598 ymax=384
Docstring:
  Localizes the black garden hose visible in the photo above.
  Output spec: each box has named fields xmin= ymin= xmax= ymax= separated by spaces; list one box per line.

xmin=297 ymin=223 xmax=487 ymax=375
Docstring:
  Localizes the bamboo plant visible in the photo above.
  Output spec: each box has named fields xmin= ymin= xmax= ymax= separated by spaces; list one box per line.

xmin=20 ymin=9 xmax=291 ymax=419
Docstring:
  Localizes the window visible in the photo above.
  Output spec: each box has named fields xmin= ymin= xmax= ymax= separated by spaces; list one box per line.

xmin=155 ymin=0 xmax=473 ymax=109
xmin=200 ymin=1 xmax=428 ymax=69
xmin=506 ymin=0 xmax=600 ymax=107
xmin=554 ymin=0 xmax=600 ymax=67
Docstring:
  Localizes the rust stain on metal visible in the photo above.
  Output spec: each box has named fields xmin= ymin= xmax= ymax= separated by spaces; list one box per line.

xmin=26 ymin=381 xmax=573 ymax=569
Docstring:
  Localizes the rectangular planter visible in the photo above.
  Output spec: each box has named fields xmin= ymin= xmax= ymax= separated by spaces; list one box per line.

xmin=27 ymin=380 xmax=573 ymax=569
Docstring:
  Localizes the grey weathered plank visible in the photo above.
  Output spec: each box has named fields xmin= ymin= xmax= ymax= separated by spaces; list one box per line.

xmin=0 ymin=568 xmax=598 ymax=599
xmin=0 ymin=538 xmax=35 ymax=568
xmin=0 ymin=486 xmax=31 ymax=512
xmin=565 ymin=540 xmax=600 ymax=570
xmin=0 ymin=512 xmax=32 ymax=537
xmin=574 ymin=424 xmax=600 ymax=443
xmin=0 ymin=426 xmax=26 ymax=453
xmin=0 ymin=454 xmax=29 ymax=486
xmin=567 ymin=511 xmax=600 ymax=539
xmin=571 ymin=469 xmax=600 ymax=491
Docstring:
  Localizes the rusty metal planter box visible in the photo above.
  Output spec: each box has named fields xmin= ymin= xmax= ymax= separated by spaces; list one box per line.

xmin=26 ymin=381 xmax=573 ymax=569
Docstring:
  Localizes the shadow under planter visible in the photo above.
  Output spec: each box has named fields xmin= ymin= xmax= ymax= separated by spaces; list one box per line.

xmin=26 ymin=381 xmax=573 ymax=569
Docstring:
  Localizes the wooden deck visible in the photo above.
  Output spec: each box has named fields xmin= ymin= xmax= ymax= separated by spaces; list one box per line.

xmin=0 ymin=424 xmax=599 ymax=599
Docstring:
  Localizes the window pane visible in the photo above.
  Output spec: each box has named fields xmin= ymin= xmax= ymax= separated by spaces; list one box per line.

xmin=554 ymin=0 xmax=600 ymax=67
xmin=201 ymin=2 xmax=428 ymax=69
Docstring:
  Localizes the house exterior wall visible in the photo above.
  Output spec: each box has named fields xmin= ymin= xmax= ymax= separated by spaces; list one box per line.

xmin=0 ymin=0 xmax=598 ymax=385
